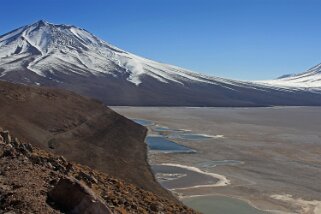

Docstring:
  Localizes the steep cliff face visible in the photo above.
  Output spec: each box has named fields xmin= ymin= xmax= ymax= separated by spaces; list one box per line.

xmin=0 ymin=80 xmax=172 ymax=199
xmin=0 ymin=129 xmax=196 ymax=213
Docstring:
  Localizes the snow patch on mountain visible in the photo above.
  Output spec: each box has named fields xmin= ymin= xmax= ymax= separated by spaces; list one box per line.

xmin=259 ymin=63 xmax=321 ymax=88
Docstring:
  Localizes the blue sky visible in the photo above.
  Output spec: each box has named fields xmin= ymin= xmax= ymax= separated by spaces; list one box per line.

xmin=1 ymin=0 xmax=321 ymax=80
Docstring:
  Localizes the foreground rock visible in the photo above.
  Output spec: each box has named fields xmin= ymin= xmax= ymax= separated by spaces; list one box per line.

xmin=0 ymin=128 xmax=197 ymax=214
xmin=48 ymin=177 xmax=112 ymax=214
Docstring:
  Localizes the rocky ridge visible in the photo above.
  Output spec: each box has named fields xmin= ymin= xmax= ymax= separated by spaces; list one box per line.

xmin=0 ymin=80 xmax=171 ymax=200
xmin=0 ymin=128 xmax=197 ymax=214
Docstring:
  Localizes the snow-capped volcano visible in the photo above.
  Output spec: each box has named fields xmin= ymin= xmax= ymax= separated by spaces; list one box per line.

xmin=0 ymin=20 xmax=227 ymax=86
xmin=1 ymin=20 xmax=321 ymax=106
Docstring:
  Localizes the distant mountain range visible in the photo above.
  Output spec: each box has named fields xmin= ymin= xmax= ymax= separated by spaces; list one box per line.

xmin=260 ymin=63 xmax=321 ymax=88
xmin=1 ymin=20 xmax=321 ymax=106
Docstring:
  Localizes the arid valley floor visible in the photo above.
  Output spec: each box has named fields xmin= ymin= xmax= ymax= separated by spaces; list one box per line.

xmin=113 ymin=107 xmax=321 ymax=214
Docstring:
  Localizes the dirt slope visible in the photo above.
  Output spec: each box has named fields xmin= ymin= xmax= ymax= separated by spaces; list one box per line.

xmin=0 ymin=129 xmax=196 ymax=213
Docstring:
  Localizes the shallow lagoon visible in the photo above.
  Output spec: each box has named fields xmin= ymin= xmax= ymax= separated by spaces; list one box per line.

xmin=169 ymin=133 xmax=212 ymax=141
xmin=146 ymin=136 xmax=195 ymax=153
xmin=198 ymin=160 xmax=243 ymax=168
xmin=133 ymin=117 xmax=265 ymax=212
xmin=182 ymin=195 xmax=267 ymax=214
xmin=132 ymin=118 xmax=154 ymax=126
xmin=130 ymin=116 xmax=269 ymax=213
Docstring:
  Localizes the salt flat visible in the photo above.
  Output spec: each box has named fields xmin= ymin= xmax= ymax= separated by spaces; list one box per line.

xmin=112 ymin=106 xmax=321 ymax=213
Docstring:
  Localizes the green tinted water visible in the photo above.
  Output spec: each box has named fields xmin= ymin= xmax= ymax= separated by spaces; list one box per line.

xmin=182 ymin=195 xmax=267 ymax=214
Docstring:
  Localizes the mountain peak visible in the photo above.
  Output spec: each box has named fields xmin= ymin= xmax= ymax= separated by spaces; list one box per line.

xmin=30 ymin=20 xmax=78 ymax=31
xmin=0 ymin=20 xmax=103 ymax=54
xmin=35 ymin=19 xmax=50 ymax=26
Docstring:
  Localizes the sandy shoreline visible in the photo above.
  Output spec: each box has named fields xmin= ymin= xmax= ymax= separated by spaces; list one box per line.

xmin=159 ymin=163 xmax=230 ymax=189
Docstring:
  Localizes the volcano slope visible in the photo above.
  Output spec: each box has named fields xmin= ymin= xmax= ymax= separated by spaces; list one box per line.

xmin=0 ymin=80 xmax=172 ymax=200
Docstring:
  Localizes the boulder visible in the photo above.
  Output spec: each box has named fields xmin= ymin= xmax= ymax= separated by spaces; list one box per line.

xmin=0 ymin=131 xmax=11 ymax=144
xmin=78 ymin=171 xmax=98 ymax=184
xmin=66 ymin=162 xmax=74 ymax=173
xmin=2 ymin=144 xmax=16 ymax=157
xmin=24 ymin=143 xmax=33 ymax=153
xmin=11 ymin=137 xmax=20 ymax=147
xmin=48 ymin=176 xmax=112 ymax=214
xmin=18 ymin=144 xmax=29 ymax=155
xmin=59 ymin=156 xmax=67 ymax=164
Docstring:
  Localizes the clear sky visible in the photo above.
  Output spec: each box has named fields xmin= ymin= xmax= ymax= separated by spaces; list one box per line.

xmin=1 ymin=0 xmax=321 ymax=80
